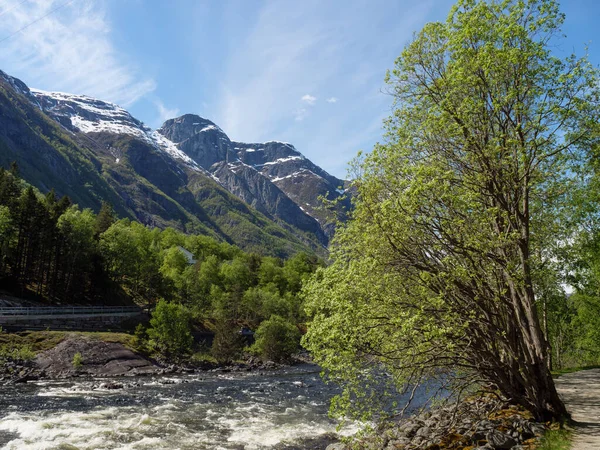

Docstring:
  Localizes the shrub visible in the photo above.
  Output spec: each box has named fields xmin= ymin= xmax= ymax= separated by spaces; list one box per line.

xmin=250 ymin=315 xmax=300 ymax=363
xmin=0 ymin=343 xmax=35 ymax=361
xmin=72 ymin=352 xmax=83 ymax=368
xmin=147 ymin=300 xmax=193 ymax=356
xmin=134 ymin=323 xmax=147 ymax=350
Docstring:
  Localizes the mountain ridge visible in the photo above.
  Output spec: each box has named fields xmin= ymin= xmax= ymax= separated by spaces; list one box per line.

xmin=0 ymin=69 xmax=349 ymax=257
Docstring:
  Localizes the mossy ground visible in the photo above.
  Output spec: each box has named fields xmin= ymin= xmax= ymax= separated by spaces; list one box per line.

xmin=0 ymin=330 xmax=141 ymax=360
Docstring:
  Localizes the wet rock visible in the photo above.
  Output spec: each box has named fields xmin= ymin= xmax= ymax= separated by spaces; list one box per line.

xmin=99 ymin=382 xmax=124 ymax=390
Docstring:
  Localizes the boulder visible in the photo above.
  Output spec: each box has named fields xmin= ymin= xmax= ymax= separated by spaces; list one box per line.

xmin=485 ymin=429 xmax=517 ymax=449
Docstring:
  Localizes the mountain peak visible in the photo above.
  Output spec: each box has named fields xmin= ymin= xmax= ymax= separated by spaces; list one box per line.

xmin=158 ymin=114 xmax=225 ymax=144
xmin=0 ymin=68 xmax=348 ymax=247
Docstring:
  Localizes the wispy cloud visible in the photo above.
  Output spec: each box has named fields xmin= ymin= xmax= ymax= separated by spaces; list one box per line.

xmin=301 ymin=94 xmax=317 ymax=105
xmin=0 ymin=0 xmax=155 ymax=107
xmin=294 ymin=108 xmax=308 ymax=122
xmin=155 ymin=99 xmax=180 ymax=125
xmin=214 ymin=0 xmax=437 ymax=177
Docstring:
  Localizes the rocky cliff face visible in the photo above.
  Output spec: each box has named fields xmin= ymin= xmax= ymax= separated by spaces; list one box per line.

xmin=0 ymin=69 xmax=349 ymax=254
xmin=158 ymin=116 xmax=349 ymax=240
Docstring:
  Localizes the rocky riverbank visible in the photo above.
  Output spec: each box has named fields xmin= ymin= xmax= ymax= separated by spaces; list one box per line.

xmin=328 ymin=395 xmax=547 ymax=450
xmin=0 ymin=334 xmax=295 ymax=384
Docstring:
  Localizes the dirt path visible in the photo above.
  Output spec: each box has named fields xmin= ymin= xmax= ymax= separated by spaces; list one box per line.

xmin=555 ymin=368 xmax=600 ymax=449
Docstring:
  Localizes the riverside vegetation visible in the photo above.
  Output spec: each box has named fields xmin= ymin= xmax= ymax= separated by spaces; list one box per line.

xmin=0 ymin=164 xmax=320 ymax=366
xmin=302 ymin=0 xmax=600 ymax=447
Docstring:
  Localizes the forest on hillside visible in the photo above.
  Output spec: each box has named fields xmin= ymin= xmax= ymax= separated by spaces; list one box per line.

xmin=0 ymin=164 xmax=321 ymax=361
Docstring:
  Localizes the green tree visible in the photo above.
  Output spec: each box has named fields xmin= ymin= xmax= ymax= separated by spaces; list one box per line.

xmin=94 ymin=201 xmax=115 ymax=237
xmin=147 ymin=300 xmax=193 ymax=356
xmin=57 ymin=207 xmax=97 ymax=298
xmin=303 ymin=0 xmax=600 ymax=421
xmin=250 ymin=315 xmax=300 ymax=363
xmin=0 ymin=205 xmax=13 ymax=275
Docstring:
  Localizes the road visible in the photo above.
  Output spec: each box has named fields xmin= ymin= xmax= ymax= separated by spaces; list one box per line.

xmin=555 ymin=368 xmax=600 ymax=449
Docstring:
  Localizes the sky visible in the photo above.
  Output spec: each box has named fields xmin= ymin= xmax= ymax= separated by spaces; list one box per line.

xmin=0 ymin=0 xmax=599 ymax=179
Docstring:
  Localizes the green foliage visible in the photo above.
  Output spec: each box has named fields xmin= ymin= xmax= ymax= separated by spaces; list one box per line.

xmin=250 ymin=315 xmax=300 ymax=362
xmin=0 ymin=343 xmax=35 ymax=361
xmin=0 ymin=164 xmax=320 ymax=367
xmin=147 ymin=300 xmax=193 ymax=356
xmin=210 ymin=315 xmax=244 ymax=364
xmin=304 ymin=0 xmax=599 ymax=421
xmin=72 ymin=352 xmax=83 ymax=368
xmin=134 ymin=323 xmax=147 ymax=351
xmin=94 ymin=201 xmax=115 ymax=237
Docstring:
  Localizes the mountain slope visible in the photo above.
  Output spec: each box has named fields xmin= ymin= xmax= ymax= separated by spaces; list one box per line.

xmin=159 ymin=115 xmax=350 ymax=239
xmin=0 ymin=69 xmax=348 ymax=256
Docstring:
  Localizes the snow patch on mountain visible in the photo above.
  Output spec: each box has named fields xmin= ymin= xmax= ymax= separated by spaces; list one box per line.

xmin=257 ymin=156 xmax=304 ymax=167
xmin=149 ymin=131 xmax=200 ymax=169
xmin=30 ymin=89 xmax=207 ymax=173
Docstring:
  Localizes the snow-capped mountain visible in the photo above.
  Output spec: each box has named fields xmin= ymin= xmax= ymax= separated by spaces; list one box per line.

xmin=0 ymin=69 xmax=349 ymax=253
xmin=157 ymin=114 xmax=350 ymax=238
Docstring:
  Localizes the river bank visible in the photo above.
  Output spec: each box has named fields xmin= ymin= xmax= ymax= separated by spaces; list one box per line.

xmin=330 ymin=395 xmax=549 ymax=450
xmin=1 ymin=331 xmax=558 ymax=450
xmin=0 ymin=330 xmax=294 ymax=385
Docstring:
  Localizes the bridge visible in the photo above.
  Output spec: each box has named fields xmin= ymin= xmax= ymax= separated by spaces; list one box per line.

xmin=0 ymin=306 xmax=145 ymax=330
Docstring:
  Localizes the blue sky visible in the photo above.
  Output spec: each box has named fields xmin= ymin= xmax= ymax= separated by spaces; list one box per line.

xmin=0 ymin=0 xmax=598 ymax=179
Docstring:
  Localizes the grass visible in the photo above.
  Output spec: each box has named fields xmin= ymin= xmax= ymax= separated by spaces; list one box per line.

xmin=190 ymin=351 xmax=217 ymax=365
xmin=72 ymin=352 xmax=83 ymax=368
xmin=0 ymin=331 xmax=67 ymax=355
xmin=536 ymin=428 xmax=572 ymax=450
xmin=0 ymin=330 xmax=142 ymax=358
xmin=552 ymin=365 xmax=600 ymax=378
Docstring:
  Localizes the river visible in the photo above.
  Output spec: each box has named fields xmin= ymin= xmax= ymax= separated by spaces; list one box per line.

xmin=0 ymin=364 xmax=359 ymax=450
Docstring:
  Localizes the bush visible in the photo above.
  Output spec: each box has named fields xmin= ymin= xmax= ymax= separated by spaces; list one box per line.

xmin=72 ymin=352 xmax=83 ymax=368
xmin=0 ymin=343 xmax=35 ymax=361
xmin=147 ymin=300 xmax=193 ymax=356
xmin=250 ymin=315 xmax=300 ymax=363
xmin=134 ymin=323 xmax=147 ymax=350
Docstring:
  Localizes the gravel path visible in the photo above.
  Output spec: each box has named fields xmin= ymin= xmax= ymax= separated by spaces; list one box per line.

xmin=555 ymin=368 xmax=600 ymax=449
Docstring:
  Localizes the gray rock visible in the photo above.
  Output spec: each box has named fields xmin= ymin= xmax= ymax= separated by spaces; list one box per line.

xmin=399 ymin=421 xmax=422 ymax=438
xmin=325 ymin=444 xmax=347 ymax=450
xmin=415 ymin=426 xmax=431 ymax=438
xmin=485 ymin=429 xmax=517 ymax=449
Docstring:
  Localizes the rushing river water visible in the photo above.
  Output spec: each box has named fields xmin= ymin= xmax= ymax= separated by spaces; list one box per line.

xmin=0 ymin=364 xmax=360 ymax=450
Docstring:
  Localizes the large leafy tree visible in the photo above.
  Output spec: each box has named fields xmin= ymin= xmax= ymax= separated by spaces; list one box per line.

xmin=303 ymin=0 xmax=600 ymax=420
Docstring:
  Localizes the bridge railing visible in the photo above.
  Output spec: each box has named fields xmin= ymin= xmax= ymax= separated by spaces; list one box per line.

xmin=0 ymin=306 xmax=143 ymax=317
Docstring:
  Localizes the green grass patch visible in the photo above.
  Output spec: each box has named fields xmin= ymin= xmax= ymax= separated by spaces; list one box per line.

xmin=552 ymin=365 xmax=600 ymax=378
xmin=190 ymin=351 xmax=218 ymax=365
xmin=79 ymin=332 xmax=138 ymax=351
xmin=0 ymin=331 xmax=67 ymax=355
xmin=536 ymin=428 xmax=572 ymax=450
xmin=0 ymin=330 xmax=143 ymax=357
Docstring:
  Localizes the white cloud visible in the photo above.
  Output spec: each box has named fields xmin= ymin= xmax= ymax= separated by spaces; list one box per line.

xmin=0 ymin=0 xmax=155 ymax=107
xmin=294 ymin=108 xmax=308 ymax=122
xmin=155 ymin=100 xmax=180 ymax=125
xmin=301 ymin=94 xmax=317 ymax=105
xmin=213 ymin=0 xmax=438 ymax=178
